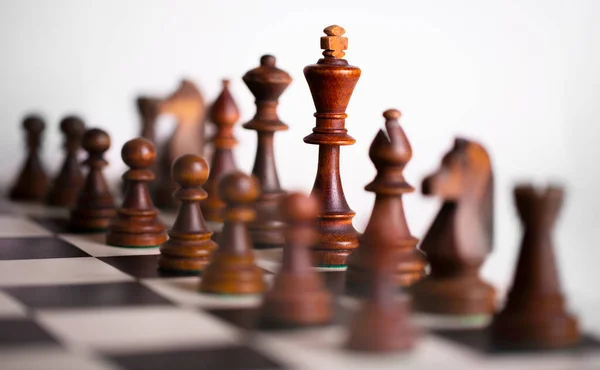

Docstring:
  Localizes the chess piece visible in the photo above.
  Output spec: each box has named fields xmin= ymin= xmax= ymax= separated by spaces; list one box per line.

xmin=137 ymin=96 xmax=162 ymax=143
xmin=158 ymin=154 xmax=218 ymax=273
xmin=107 ymin=138 xmax=167 ymax=248
xmin=242 ymin=55 xmax=291 ymax=249
xmin=45 ymin=116 xmax=85 ymax=207
xmin=202 ymin=80 xmax=240 ymax=223
xmin=9 ymin=115 xmax=49 ymax=201
xmin=199 ymin=171 xmax=266 ymax=295
xmin=70 ymin=128 xmax=116 ymax=231
xmin=346 ymin=110 xmax=427 ymax=295
xmin=153 ymin=80 xmax=206 ymax=209
xmin=259 ymin=192 xmax=332 ymax=327
xmin=410 ymin=138 xmax=495 ymax=315
xmin=303 ymin=25 xmax=361 ymax=266
xmin=345 ymin=227 xmax=418 ymax=352
xmin=490 ymin=184 xmax=580 ymax=349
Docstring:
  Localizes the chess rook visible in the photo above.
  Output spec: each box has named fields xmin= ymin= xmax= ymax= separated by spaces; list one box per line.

xmin=491 ymin=184 xmax=580 ymax=349
xmin=199 ymin=171 xmax=266 ymax=294
xmin=9 ymin=115 xmax=48 ymax=201
xmin=70 ymin=128 xmax=116 ymax=231
xmin=303 ymin=25 xmax=361 ymax=266
xmin=411 ymin=138 xmax=496 ymax=315
xmin=158 ymin=154 xmax=218 ymax=273
xmin=259 ymin=192 xmax=332 ymax=327
xmin=346 ymin=110 xmax=426 ymax=295
xmin=242 ymin=55 xmax=291 ymax=249
xmin=45 ymin=115 xmax=85 ymax=207
xmin=107 ymin=138 xmax=167 ymax=247
xmin=202 ymin=80 xmax=240 ymax=224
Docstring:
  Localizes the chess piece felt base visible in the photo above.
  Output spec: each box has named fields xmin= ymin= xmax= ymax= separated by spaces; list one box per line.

xmin=410 ymin=275 xmax=496 ymax=315
xmin=345 ymin=299 xmax=418 ymax=352
xmin=158 ymin=234 xmax=217 ymax=273
xmin=106 ymin=213 xmax=167 ymax=248
xmin=260 ymin=273 xmax=332 ymax=326
xmin=199 ymin=254 xmax=266 ymax=295
xmin=491 ymin=298 xmax=580 ymax=349
xmin=69 ymin=207 xmax=116 ymax=232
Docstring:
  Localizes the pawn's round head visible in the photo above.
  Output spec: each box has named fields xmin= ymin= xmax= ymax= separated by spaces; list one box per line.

xmin=82 ymin=128 xmax=111 ymax=154
xmin=23 ymin=115 xmax=45 ymax=133
xmin=60 ymin=116 xmax=85 ymax=137
xmin=121 ymin=137 xmax=155 ymax=169
xmin=383 ymin=109 xmax=401 ymax=121
xmin=172 ymin=154 xmax=209 ymax=187
xmin=260 ymin=54 xmax=276 ymax=68
xmin=219 ymin=171 xmax=260 ymax=205
xmin=280 ymin=192 xmax=319 ymax=223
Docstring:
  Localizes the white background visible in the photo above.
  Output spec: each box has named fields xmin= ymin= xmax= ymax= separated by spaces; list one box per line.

xmin=1 ymin=1 xmax=598 ymax=303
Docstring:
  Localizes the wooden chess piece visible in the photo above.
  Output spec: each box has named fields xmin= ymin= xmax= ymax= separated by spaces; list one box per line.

xmin=201 ymin=80 xmax=240 ymax=223
xmin=490 ymin=184 xmax=580 ymax=349
xmin=410 ymin=138 xmax=495 ymax=315
xmin=153 ymin=80 xmax=206 ymax=209
xmin=199 ymin=171 xmax=266 ymax=295
xmin=303 ymin=25 xmax=361 ymax=267
xmin=107 ymin=138 xmax=167 ymax=248
xmin=346 ymin=110 xmax=427 ymax=295
xmin=158 ymin=154 xmax=218 ymax=273
xmin=242 ymin=55 xmax=291 ymax=249
xmin=45 ymin=116 xmax=85 ymax=207
xmin=259 ymin=192 xmax=332 ymax=327
xmin=9 ymin=115 xmax=49 ymax=201
xmin=70 ymin=128 xmax=116 ymax=231
xmin=137 ymin=96 xmax=162 ymax=143
xmin=345 ymin=226 xmax=419 ymax=352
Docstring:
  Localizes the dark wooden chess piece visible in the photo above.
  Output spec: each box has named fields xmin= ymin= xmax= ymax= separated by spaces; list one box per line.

xmin=137 ymin=96 xmax=162 ymax=143
xmin=70 ymin=128 xmax=116 ymax=232
xmin=202 ymin=80 xmax=240 ymax=223
xmin=490 ymin=184 xmax=580 ymax=349
xmin=346 ymin=110 xmax=427 ymax=295
xmin=410 ymin=138 xmax=495 ymax=315
xmin=158 ymin=154 xmax=218 ymax=273
xmin=153 ymin=80 xmax=206 ymax=209
xmin=345 ymin=227 xmax=419 ymax=352
xmin=9 ymin=115 xmax=49 ymax=201
xmin=199 ymin=171 xmax=266 ymax=295
xmin=259 ymin=192 xmax=332 ymax=327
xmin=242 ymin=55 xmax=291 ymax=249
xmin=107 ymin=138 xmax=167 ymax=248
xmin=45 ymin=116 xmax=85 ymax=207
xmin=303 ymin=25 xmax=361 ymax=267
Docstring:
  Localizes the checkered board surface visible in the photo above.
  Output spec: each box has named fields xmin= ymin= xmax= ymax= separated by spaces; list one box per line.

xmin=0 ymin=200 xmax=600 ymax=370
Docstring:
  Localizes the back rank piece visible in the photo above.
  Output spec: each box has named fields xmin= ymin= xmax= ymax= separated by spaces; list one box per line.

xmin=106 ymin=138 xmax=167 ymax=248
xmin=304 ymin=25 xmax=361 ymax=267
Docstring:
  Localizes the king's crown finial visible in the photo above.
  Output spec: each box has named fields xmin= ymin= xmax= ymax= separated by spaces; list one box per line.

xmin=321 ymin=25 xmax=348 ymax=59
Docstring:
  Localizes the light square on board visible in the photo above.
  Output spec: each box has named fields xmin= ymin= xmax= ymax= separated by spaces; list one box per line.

xmin=37 ymin=307 xmax=238 ymax=353
xmin=59 ymin=234 xmax=160 ymax=258
xmin=0 ymin=290 xmax=26 ymax=318
xmin=0 ymin=237 xmax=90 ymax=260
xmin=0 ymin=216 xmax=52 ymax=238
xmin=0 ymin=347 xmax=119 ymax=370
xmin=0 ymin=257 xmax=132 ymax=287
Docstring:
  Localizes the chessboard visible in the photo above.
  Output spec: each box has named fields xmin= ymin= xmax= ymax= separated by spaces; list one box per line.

xmin=1 ymin=199 xmax=599 ymax=370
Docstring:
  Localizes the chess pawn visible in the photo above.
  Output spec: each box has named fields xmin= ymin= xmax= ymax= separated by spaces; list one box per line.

xmin=9 ymin=115 xmax=49 ymax=201
xmin=199 ymin=171 xmax=266 ymax=295
xmin=158 ymin=154 xmax=218 ymax=273
xmin=202 ymin=80 xmax=240 ymax=225
xmin=410 ymin=138 xmax=496 ymax=315
xmin=346 ymin=110 xmax=427 ymax=295
xmin=491 ymin=184 xmax=580 ymax=349
xmin=107 ymin=138 xmax=167 ymax=247
xmin=45 ymin=116 xmax=85 ymax=207
xmin=70 ymin=128 xmax=116 ymax=231
xmin=304 ymin=25 xmax=361 ymax=266
xmin=259 ymin=192 xmax=332 ymax=327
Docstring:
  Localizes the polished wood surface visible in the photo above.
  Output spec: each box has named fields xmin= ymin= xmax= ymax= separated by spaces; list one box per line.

xmin=9 ymin=115 xmax=48 ymax=201
xmin=410 ymin=138 xmax=495 ymax=315
xmin=242 ymin=55 xmax=291 ymax=249
xmin=158 ymin=154 xmax=218 ymax=273
xmin=346 ymin=109 xmax=426 ymax=295
xmin=491 ymin=184 xmax=580 ymax=349
xmin=303 ymin=25 xmax=361 ymax=266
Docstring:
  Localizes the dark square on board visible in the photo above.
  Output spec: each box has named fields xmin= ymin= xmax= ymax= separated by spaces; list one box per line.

xmin=0 ymin=318 xmax=59 ymax=347
xmin=29 ymin=216 xmax=72 ymax=234
xmin=0 ymin=237 xmax=90 ymax=260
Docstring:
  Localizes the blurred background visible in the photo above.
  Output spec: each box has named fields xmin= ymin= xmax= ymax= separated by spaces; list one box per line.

xmin=0 ymin=0 xmax=598 ymax=303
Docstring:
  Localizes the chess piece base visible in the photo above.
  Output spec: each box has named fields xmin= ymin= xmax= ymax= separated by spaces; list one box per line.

xmin=199 ymin=255 xmax=266 ymax=295
xmin=158 ymin=237 xmax=217 ymax=273
xmin=106 ymin=216 xmax=167 ymax=248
